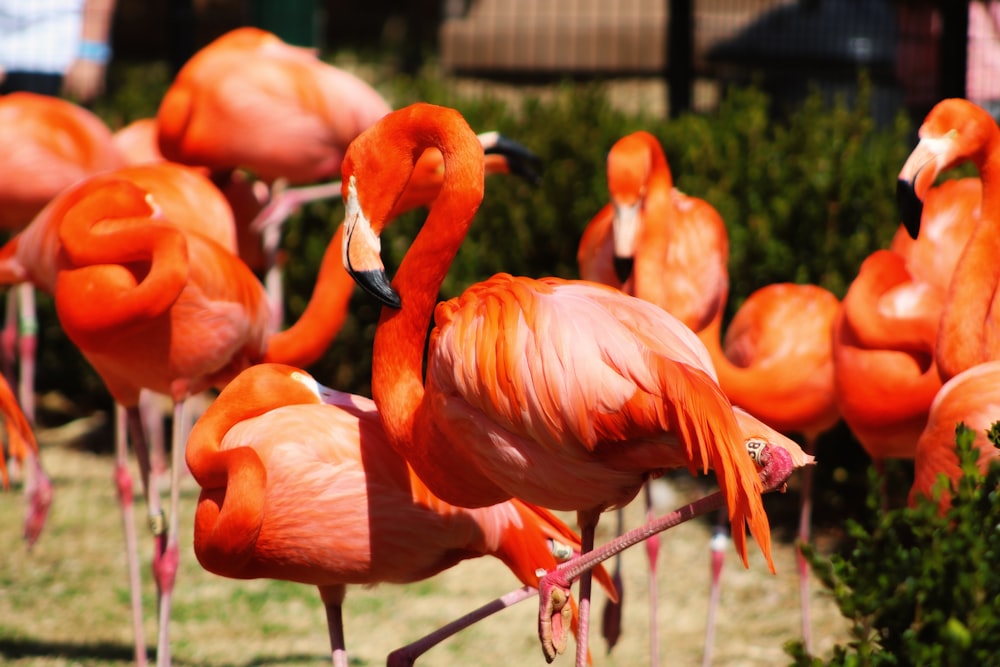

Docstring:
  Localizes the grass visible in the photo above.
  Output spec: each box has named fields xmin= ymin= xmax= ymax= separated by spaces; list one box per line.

xmin=0 ymin=427 xmax=852 ymax=666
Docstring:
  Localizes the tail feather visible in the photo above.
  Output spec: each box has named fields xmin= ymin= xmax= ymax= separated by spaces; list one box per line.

xmin=655 ymin=358 xmax=773 ymax=573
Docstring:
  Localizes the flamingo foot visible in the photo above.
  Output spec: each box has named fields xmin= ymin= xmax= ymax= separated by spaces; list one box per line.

xmin=538 ymin=569 xmax=572 ymax=662
xmin=22 ymin=455 xmax=52 ymax=548
xmin=600 ymin=567 xmax=624 ymax=653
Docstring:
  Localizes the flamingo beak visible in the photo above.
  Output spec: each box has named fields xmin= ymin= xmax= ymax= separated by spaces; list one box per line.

xmin=611 ymin=200 xmax=640 ymax=282
xmin=342 ymin=175 xmax=402 ymax=309
xmin=896 ymin=135 xmax=951 ymax=240
xmin=482 ymin=133 xmax=542 ymax=186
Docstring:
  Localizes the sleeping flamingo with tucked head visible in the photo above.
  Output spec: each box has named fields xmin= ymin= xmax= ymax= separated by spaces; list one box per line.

xmin=341 ymin=103 xmax=812 ymax=667
xmin=579 ymin=130 xmax=838 ymax=657
xmin=0 ymin=131 xmax=540 ymax=666
xmin=186 ymin=362 xmax=616 ymax=667
xmin=0 ymin=92 xmax=124 ymax=537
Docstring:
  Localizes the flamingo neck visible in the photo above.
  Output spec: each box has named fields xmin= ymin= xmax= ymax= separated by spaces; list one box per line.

xmin=263 ymin=224 xmax=352 ymax=367
xmin=371 ymin=135 xmax=485 ymax=464
xmin=938 ymin=132 xmax=1000 ymax=381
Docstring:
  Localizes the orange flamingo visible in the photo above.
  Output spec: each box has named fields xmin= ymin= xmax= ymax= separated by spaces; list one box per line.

xmin=0 ymin=91 xmax=123 ymax=545
xmin=341 ymin=103 xmax=812 ymax=666
xmin=156 ymin=26 xmax=392 ymax=327
xmin=907 ymin=359 xmax=1000 ymax=511
xmin=896 ymin=98 xmax=1000 ymax=382
xmin=832 ymin=176 xmax=978 ymax=479
xmin=0 ymin=131 xmax=538 ymax=665
xmin=580 ymin=130 xmax=838 ymax=657
xmin=186 ymin=362 xmax=616 ymax=667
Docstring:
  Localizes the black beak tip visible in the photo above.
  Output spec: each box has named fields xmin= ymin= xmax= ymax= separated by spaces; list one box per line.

xmin=613 ymin=256 xmax=634 ymax=284
xmin=896 ymin=178 xmax=924 ymax=240
xmin=349 ymin=267 xmax=402 ymax=309
xmin=485 ymin=135 xmax=543 ymax=186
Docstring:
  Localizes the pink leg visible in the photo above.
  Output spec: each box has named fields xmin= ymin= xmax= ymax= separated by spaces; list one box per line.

xmin=387 ymin=585 xmax=538 ymax=667
xmin=21 ymin=449 xmax=52 ymax=549
xmin=796 ymin=437 xmax=817 ymax=653
xmin=319 ymin=585 xmax=348 ymax=667
xmin=115 ymin=405 xmax=149 ymax=667
xmin=2 ymin=287 xmax=17 ymax=390
xmin=643 ymin=482 xmax=660 ymax=666
xmin=152 ymin=400 xmax=188 ymax=667
xmin=16 ymin=283 xmax=36 ymax=425
xmin=538 ymin=444 xmax=797 ymax=663
xmin=599 ymin=509 xmax=624 ymax=653
xmin=701 ymin=510 xmax=728 ymax=667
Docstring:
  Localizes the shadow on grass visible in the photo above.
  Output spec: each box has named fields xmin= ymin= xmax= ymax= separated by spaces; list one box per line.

xmin=0 ymin=636 xmax=328 ymax=666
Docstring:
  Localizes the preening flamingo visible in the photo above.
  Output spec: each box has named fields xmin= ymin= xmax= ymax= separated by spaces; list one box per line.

xmin=580 ymin=130 xmax=838 ymax=658
xmin=156 ymin=26 xmax=392 ymax=327
xmin=896 ymin=98 xmax=1000 ymax=382
xmin=908 ymin=359 xmax=1000 ymax=511
xmin=186 ymin=362 xmax=616 ymax=667
xmin=341 ymin=103 xmax=812 ymax=666
xmin=0 ymin=92 xmax=124 ymax=538
xmin=578 ymin=129 xmax=730 ymax=661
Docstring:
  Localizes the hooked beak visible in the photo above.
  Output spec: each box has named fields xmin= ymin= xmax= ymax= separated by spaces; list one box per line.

xmin=896 ymin=137 xmax=946 ymax=240
xmin=482 ymin=134 xmax=543 ymax=186
xmin=342 ymin=175 xmax=402 ymax=309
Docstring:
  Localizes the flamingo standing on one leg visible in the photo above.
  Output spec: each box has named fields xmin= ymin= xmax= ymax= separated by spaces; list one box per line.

xmin=186 ymin=362 xmax=616 ymax=667
xmin=340 ymin=103 xmax=813 ymax=667
xmin=156 ymin=26 xmax=392 ymax=328
xmin=579 ymin=130 xmax=838 ymax=658
xmin=578 ymin=129 xmax=730 ymax=661
xmin=896 ymin=98 xmax=1000 ymax=382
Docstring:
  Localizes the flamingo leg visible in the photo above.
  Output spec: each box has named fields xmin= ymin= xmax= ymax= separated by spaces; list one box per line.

xmin=1 ymin=287 xmax=16 ymax=388
xmin=319 ymin=584 xmax=349 ymax=667
xmin=152 ymin=399 xmax=187 ymax=667
xmin=387 ymin=585 xmax=538 ymax=667
xmin=573 ymin=510 xmax=598 ymax=667
xmin=538 ymin=443 xmax=796 ymax=663
xmin=599 ymin=509 xmax=624 ymax=654
xmin=701 ymin=509 xmax=729 ymax=667
xmin=115 ymin=404 xmax=149 ymax=667
xmin=643 ymin=481 xmax=660 ymax=666
xmin=796 ymin=437 xmax=817 ymax=653
xmin=16 ymin=282 xmax=36 ymax=425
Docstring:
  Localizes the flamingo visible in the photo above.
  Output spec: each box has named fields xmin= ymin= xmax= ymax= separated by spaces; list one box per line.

xmin=896 ymin=98 xmax=1000 ymax=382
xmin=578 ymin=129 xmax=729 ymax=661
xmin=340 ymin=103 xmax=813 ymax=666
xmin=186 ymin=362 xmax=616 ymax=667
xmin=579 ymin=130 xmax=838 ymax=658
xmin=832 ymin=175 xmax=978 ymax=509
xmin=156 ymin=26 xmax=392 ymax=327
xmin=0 ymin=366 xmax=50 ymax=546
xmin=0 ymin=92 xmax=124 ymax=537
xmin=908 ymin=359 xmax=1000 ymax=512
xmin=0 ymin=129 xmax=539 ymax=665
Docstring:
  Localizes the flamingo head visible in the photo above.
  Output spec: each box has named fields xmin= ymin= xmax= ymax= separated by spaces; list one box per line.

xmin=897 ymin=98 xmax=998 ymax=240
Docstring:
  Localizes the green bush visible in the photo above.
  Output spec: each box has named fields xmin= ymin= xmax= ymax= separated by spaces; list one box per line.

xmin=787 ymin=424 xmax=1000 ymax=667
xmin=32 ymin=60 xmax=914 ymax=415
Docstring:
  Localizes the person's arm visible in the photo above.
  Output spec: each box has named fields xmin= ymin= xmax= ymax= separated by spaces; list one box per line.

xmin=62 ymin=0 xmax=117 ymax=104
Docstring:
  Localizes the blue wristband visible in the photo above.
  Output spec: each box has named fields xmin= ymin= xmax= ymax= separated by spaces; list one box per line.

xmin=79 ymin=40 xmax=111 ymax=64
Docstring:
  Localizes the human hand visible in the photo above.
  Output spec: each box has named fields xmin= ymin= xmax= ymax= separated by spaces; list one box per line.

xmin=62 ymin=58 xmax=107 ymax=104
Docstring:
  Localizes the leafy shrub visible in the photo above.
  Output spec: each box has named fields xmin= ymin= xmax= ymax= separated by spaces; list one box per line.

xmin=787 ymin=424 xmax=1000 ymax=667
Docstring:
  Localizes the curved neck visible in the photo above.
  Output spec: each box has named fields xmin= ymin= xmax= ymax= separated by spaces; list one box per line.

xmin=263 ymin=224 xmax=351 ymax=367
xmin=938 ymin=130 xmax=1000 ymax=380
xmin=369 ymin=120 xmax=485 ymax=470
xmin=53 ymin=180 xmax=187 ymax=339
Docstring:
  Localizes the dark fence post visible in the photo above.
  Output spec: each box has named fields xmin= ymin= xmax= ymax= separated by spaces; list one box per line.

xmin=939 ymin=0 xmax=969 ymax=100
xmin=668 ymin=0 xmax=693 ymax=116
